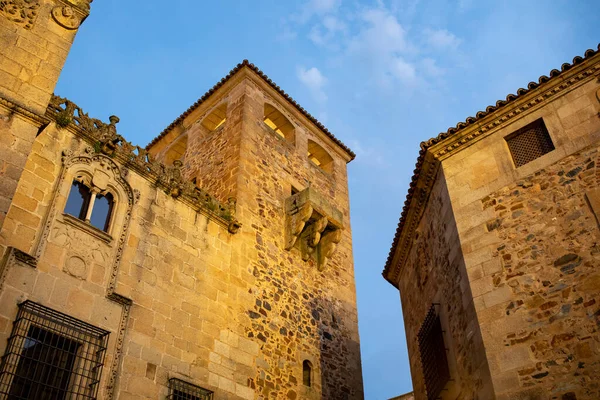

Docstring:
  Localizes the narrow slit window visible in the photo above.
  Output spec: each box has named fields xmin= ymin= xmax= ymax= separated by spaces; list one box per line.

xmin=0 ymin=301 xmax=109 ymax=400
xmin=506 ymin=119 xmax=554 ymax=167
xmin=303 ymin=360 xmax=312 ymax=387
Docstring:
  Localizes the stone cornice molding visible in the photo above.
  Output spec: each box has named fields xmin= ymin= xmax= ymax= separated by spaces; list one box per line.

xmin=0 ymin=95 xmax=50 ymax=126
xmin=46 ymin=95 xmax=241 ymax=234
xmin=383 ymin=46 xmax=600 ymax=288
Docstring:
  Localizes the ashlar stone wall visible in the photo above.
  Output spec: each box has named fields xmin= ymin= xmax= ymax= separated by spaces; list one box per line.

xmin=438 ymin=60 xmax=600 ymax=399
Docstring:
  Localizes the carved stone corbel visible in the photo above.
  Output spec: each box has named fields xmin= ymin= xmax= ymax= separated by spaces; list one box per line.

xmin=284 ymin=187 xmax=344 ymax=270
xmin=317 ymin=229 xmax=342 ymax=271
xmin=285 ymin=202 xmax=313 ymax=250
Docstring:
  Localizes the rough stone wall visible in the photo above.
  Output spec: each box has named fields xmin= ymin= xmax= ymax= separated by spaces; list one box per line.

xmin=438 ymin=67 xmax=600 ymax=399
xmin=233 ymin=79 xmax=363 ymax=400
xmin=478 ymin=145 xmax=600 ymax=399
xmin=181 ymin=85 xmax=245 ymax=204
xmin=0 ymin=0 xmax=88 ymax=229
xmin=398 ymin=170 xmax=493 ymax=400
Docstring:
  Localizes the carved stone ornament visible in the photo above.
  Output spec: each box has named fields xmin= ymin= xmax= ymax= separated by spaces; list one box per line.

xmin=47 ymin=95 xmax=241 ymax=231
xmin=285 ymin=187 xmax=343 ymax=270
xmin=0 ymin=0 xmax=39 ymax=29
xmin=51 ymin=5 xmax=82 ymax=29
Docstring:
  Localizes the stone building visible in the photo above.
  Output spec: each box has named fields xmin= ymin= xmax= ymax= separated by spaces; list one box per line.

xmin=384 ymin=45 xmax=600 ymax=400
xmin=0 ymin=1 xmax=363 ymax=399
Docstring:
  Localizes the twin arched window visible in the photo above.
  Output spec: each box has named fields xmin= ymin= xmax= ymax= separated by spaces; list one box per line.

xmin=65 ymin=180 xmax=114 ymax=232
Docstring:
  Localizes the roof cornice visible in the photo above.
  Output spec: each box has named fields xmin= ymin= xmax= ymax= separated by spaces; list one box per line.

xmin=383 ymin=44 xmax=600 ymax=288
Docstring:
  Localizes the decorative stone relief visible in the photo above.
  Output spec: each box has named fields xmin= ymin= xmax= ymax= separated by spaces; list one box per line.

xmin=65 ymin=256 xmax=87 ymax=279
xmin=51 ymin=5 xmax=82 ymax=29
xmin=285 ymin=187 xmax=343 ymax=271
xmin=0 ymin=0 xmax=39 ymax=29
xmin=47 ymin=95 xmax=241 ymax=230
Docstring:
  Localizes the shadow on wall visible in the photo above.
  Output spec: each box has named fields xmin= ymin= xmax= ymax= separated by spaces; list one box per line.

xmin=309 ymin=296 xmax=363 ymax=400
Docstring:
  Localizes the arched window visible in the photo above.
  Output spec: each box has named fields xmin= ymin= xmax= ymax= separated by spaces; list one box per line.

xmin=90 ymin=192 xmax=114 ymax=232
xmin=65 ymin=180 xmax=114 ymax=233
xmin=65 ymin=181 xmax=91 ymax=220
xmin=307 ymin=140 xmax=334 ymax=173
xmin=201 ymin=103 xmax=227 ymax=131
xmin=164 ymin=134 xmax=188 ymax=166
xmin=303 ymin=360 xmax=312 ymax=387
xmin=264 ymin=103 xmax=295 ymax=143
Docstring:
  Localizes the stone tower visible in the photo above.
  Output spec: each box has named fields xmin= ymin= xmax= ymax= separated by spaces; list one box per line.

xmin=384 ymin=46 xmax=600 ymax=399
xmin=0 ymin=3 xmax=364 ymax=399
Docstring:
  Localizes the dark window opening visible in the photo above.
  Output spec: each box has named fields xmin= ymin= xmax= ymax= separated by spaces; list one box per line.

xmin=418 ymin=306 xmax=450 ymax=400
xmin=168 ymin=378 xmax=213 ymax=400
xmin=64 ymin=181 xmax=91 ymax=220
xmin=0 ymin=301 xmax=109 ymax=400
xmin=90 ymin=192 xmax=114 ymax=232
xmin=64 ymin=180 xmax=114 ymax=233
xmin=303 ymin=360 xmax=312 ymax=387
xmin=506 ymin=119 xmax=554 ymax=167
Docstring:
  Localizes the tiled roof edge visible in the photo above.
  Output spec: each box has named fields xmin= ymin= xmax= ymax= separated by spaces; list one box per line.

xmin=382 ymin=44 xmax=600 ymax=285
xmin=146 ymin=60 xmax=356 ymax=160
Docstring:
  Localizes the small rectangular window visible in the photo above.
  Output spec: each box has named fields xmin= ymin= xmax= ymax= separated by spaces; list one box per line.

xmin=168 ymin=378 xmax=214 ymax=400
xmin=506 ymin=119 xmax=554 ymax=167
xmin=417 ymin=306 xmax=450 ymax=400
xmin=0 ymin=301 xmax=110 ymax=399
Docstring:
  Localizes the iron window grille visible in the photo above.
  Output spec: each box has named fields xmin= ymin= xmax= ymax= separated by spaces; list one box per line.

xmin=0 ymin=300 xmax=109 ymax=400
xmin=506 ymin=119 xmax=555 ymax=167
xmin=417 ymin=305 xmax=450 ymax=400
xmin=168 ymin=378 xmax=214 ymax=400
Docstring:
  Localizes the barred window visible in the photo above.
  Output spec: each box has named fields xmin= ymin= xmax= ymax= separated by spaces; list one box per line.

xmin=0 ymin=300 xmax=109 ymax=400
xmin=168 ymin=378 xmax=214 ymax=400
xmin=506 ymin=119 xmax=554 ymax=167
xmin=417 ymin=305 xmax=450 ymax=400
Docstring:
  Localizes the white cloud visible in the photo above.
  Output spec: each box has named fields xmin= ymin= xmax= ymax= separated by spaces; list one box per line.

xmin=391 ymin=57 xmax=416 ymax=84
xmin=297 ymin=66 xmax=328 ymax=102
xmin=423 ymin=28 xmax=461 ymax=49
xmin=349 ymin=8 xmax=409 ymax=56
xmin=309 ymin=0 xmax=341 ymax=15
xmin=308 ymin=15 xmax=347 ymax=47
xmin=421 ymin=58 xmax=445 ymax=77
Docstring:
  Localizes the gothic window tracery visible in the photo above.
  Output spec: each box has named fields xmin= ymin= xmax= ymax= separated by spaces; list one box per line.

xmin=64 ymin=174 xmax=115 ymax=233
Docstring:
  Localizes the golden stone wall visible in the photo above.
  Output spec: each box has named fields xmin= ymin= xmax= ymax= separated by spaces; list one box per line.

xmin=0 ymin=0 xmax=89 ymax=229
xmin=0 ymin=11 xmax=363 ymax=398
xmin=388 ymin=48 xmax=600 ymax=399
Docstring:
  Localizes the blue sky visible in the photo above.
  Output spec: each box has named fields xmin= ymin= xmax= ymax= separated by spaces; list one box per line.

xmin=55 ymin=1 xmax=599 ymax=398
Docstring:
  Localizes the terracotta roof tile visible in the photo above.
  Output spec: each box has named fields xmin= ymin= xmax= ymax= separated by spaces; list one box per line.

xmin=147 ymin=60 xmax=355 ymax=160
xmin=383 ymin=44 xmax=600 ymax=282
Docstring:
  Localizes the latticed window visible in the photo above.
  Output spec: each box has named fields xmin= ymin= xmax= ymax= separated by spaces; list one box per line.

xmin=0 ymin=300 xmax=109 ymax=399
xmin=168 ymin=378 xmax=214 ymax=400
xmin=417 ymin=305 xmax=450 ymax=400
xmin=506 ymin=119 xmax=554 ymax=167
